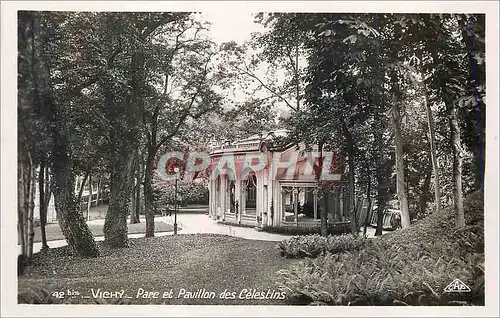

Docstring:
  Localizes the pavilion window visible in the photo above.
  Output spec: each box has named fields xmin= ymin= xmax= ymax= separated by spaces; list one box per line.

xmin=229 ymin=180 xmax=235 ymax=213
xmin=215 ymin=176 xmax=221 ymax=209
xmin=243 ymin=173 xmax=257 ymax=210
xmin=281 ymin=186 xmax=319 ymax=223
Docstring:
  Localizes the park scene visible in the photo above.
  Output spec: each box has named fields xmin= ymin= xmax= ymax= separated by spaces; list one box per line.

xmin=16 ymin=10 xmax=486 ymax=307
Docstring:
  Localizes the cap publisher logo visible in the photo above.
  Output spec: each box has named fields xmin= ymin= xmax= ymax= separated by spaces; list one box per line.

xmin=444 ymin=279 xmax=471 ymax=293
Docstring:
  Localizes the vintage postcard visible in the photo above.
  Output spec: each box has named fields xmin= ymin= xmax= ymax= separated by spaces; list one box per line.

xmin=1 ymin=1 xmax=498 ymax=317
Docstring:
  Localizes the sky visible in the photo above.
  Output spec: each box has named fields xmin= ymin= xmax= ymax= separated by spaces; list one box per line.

xmin=197 ymin=10 xmax=293 ymax=118
xmin=195 ymin=10 xmax=286 ymax=113
xmin=200 ymin=10 xmax=266 ymax=45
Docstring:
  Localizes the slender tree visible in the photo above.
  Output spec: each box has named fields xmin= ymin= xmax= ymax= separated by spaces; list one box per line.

xmin=141 ymin=16 xmax=224 ymax=237
xmin=19 ymin=11 xmax=100 ymax=257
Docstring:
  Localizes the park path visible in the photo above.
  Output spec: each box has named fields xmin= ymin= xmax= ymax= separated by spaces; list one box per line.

xmin=160 ymin=214 xmax=291 ymax=241
xmin=19 ymin=214 xmax=289 ymax=255
xmin=20 ymin=213 xmax=384 ymax=255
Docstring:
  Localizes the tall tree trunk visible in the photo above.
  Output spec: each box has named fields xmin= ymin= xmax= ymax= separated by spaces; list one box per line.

xmin=103 ymin=87 xmax=136 ymax=247
xmin=18 ymin=156 xmax=27 ymax=260
xmin=390 ymin=93 xmax=411 ymax=228
xmin=104 ymin=159 xmax=134 ymax=247
xmin=129 ymin=165 xmax=139 ymax=224
xmin=135 ymin=165 xmax=142 ymax=222
xmin=347 ymin=163 xmax=357 ymax=236
xmin=18 ymin=11 xmax=37 ymax=265
xmin=294 ymin=42 xmax=301 ymax=111
xmin=362 ymin=180 xmax=372 ymax=238
xmin=48 ymin=72 xmax=100 ymax=259
xmin=459 ymin=15 xmax=485 ymax=192
xmin=448 ymin=104 xmax=465 ymax=228
xmin=51 ymin=161 xmax=99 ymax=257
xmin=320 ymin=193 xmax=328 ymax=236
xmin=19 ymin=11 xmax=99 ymax=258
xmin=130 ymin=150 xmax=141 ymax=224
xmin=103 ymin=31 xmax=144 ymax=243
xmin=27 ymin=164 xmax=36 ymax=260
xmin=42 ymin=165 xmax=51 ymax=246
xmin=340 ymin=116 xmax=357 ymax=236
xmin=130 ymin=187 xmax=138 ymax=224
xmin=374 ymin=132 xmax=390 ymax=237
xmin=375 ymin=194 xmax=386 ymax=235
xmin=40 ymin=37 xmax=99 ymax=258
xmin=419 ymin=69 xmax=442 ymax=214
xmin=17 ymin=140 xmax=35 ymax=267
xmin=39 ymin=160 xmax=50 ymax=250
xmin=18 ymin=129 xmax=31 ymax=260
xmin=87 ymin=175 xmax=92 ymax=221
xmin=373 ymin=112 xmax=390 ymax=236
xmin=419 ymin=158 xmax=433 ymax=218
xmin=51 ymin=129 xmax=99 ymax=257
xmin=144 ymin=151 xmax=155 ymax=237
xmin=39 ymin=164 xmax=48 ymax=249
xmin=95 ymin=177 xmax=101 ymax=207
xmin=370 ymin=63 xmax=390 ymax=236
xmin=77 ymin=171 xmax=90 ymax=210
xmin=316 ymin=141 xmax=328 ymax=236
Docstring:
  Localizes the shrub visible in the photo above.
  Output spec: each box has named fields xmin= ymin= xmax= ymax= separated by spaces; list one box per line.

xmin=276 ymin=234 xmax=364 ymax=258
xmin=217 ymin=220 xmax=256 ymax=229
xmin=276 ymin=191 xmax=485 ymax=306
xmin=152 ymin=182 xmax=209 ymax=211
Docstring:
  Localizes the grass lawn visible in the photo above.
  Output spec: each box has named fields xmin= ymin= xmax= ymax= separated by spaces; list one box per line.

xmin=18 ymin=234 xmax=299 ymax=305
xmin=19 ymin=221 xmax=175 ymax=244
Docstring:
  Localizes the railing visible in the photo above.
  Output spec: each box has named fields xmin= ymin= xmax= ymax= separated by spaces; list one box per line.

xmin=241 ymin=214 xmax=256 ymax=221
xmin=210 ymin=142 xmax=261 ymax=154
xmin=281 ymin=219 xmax=321 ymax=228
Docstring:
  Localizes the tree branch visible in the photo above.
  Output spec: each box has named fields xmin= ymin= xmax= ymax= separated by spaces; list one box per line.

xmin=239 ymin=60 xmax=297 ymax=112
xmin=70 ymin=46 xmax=122 ymax=96
xmin=77 ymin=170 xmax=91 ymax=204
xmin=154 ymin=110 xmax=191 ymax=153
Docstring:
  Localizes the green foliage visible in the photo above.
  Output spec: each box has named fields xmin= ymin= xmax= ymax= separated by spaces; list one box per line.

xmin=18 ymin=286 xmax=57 ymax=304
xmin=30 ymin=11 xmax=228 ymax=241
xmin=276 ymin=192 xmax=484 ymax=305
xmin=255 ymin=13 xmax=485 ymax=231
xmin=276 ymin=234 xmax=364 ymax=259
xmin=152 ymin=182 xmax=209 ymax=211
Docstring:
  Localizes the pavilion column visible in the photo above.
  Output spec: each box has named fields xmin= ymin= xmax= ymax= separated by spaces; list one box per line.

xmin=293 ymin=188 xmax=298 ymax=225
xmin=262 ymin=185 xmax=268 ymax=227
xmin=213 ymin=178 xmax=219 ymax=220
xmin=313 ymin=189 xmax=318 ymax=220
xmin=267 ymin=176 xmax=273 ymax=227
xmin=241 ymin=180 xmax=246 ymax=215
xmin=220 ymin=175 xmax=226 ymax=220
xmin=212 ymin=179 xmax=218 ymax=219
xmin=256 ymin=172 xmax=261 ymax=225
xmin=261 ymin=186 xmax=266 ymax=226
xmin=280 ymin=189 xmax=285 ymax=226
xmin=276 ymin=186 xmax=283 ymax=227
xmin=209 ymin=179 xmax=214 ymax=218
xmin=338 ymin=188 xmax=347 ymax=221
xmin=235 ymin=177 xmax=241 ymax=224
